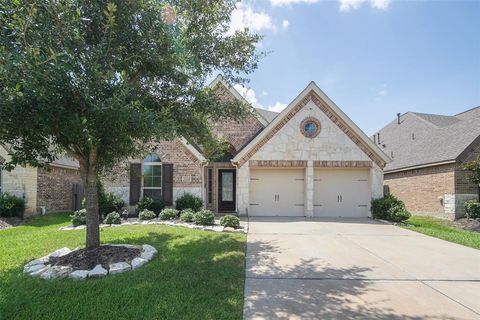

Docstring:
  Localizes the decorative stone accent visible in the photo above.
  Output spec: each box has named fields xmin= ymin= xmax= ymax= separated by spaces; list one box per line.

xmin=69 ymin=270 xmax=89 ymax=280
xmin=109 ymin=262 xmax=131 ymax=275
xmin=249 ymin=160 xmax=307 ymax=168
xmin=313 ymin=160 xmax=372 ymax=168
xmin=88 ymin=264 xmax=108 ymax=278
xmin=24 ymin=244 xmax=157 ymax=280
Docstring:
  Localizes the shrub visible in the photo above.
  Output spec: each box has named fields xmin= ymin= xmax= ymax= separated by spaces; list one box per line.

xmin=193 ymin=209 xmax=215 ymax=226
xmin=137 ymin=197 xmax=165 ymax=215
xmin=160 ymin=208 xmax=179 ymax=220
xmin=175 ymin=193 xmax=203 ymax=212
xmin=464 ymin=201 xmax=480 ymax=219
xmin=389 ymin=209 xmax=411 ymax=222
xmin=180 ymin=209 xmax=195 ymax=222
xmin=138 ymin=209 xmax=156 ymax=220
xmin=371 ymin=194 xmax=405 ymax=220
xmin=0 ymin=192 xmax=26 ymax=218
xmin=220 ymin=215 xmax=240 ymax=228
xmin=71 ymin=209 xmax=87 ymax=227
xmin=104 ymin=211 xmax=121 ymax=224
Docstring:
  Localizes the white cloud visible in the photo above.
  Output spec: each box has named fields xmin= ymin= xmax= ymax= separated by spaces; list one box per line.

xmin=339 ymin=0 xmax=390 ymax=11
xmin=233 ymin=84 xmax=287 ymax=113
xmin=266 ymin=102 xmax=288 ymax=112
xmin=228 ymin=3 xmax=276 ymax=35
xmin=233 ymin=84 xmax=259 ymax=107
xmin=282 ymin=20 xmax=290 ymax=30
xmin=378 ymin=84 xmax=387 ymax=96
xmin=270 ymin=0 xmax=319 ymax=7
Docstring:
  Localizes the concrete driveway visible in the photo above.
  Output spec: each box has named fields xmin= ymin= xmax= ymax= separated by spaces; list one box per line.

xmin=244 ymin=217 xmax=480 ymax=320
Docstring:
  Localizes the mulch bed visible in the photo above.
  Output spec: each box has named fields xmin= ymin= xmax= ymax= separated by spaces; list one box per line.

xmin=448 ymin=218 xmax=480 ymax=233
xmin=49 ymin=245 xmax=142 ymax=270
xmin=0 ymin=217 xmax=23 ymax=230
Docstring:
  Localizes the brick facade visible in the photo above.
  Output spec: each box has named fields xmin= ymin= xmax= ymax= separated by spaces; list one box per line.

xmin=102 ymin=139 xmax=204 ymax=205
xmin=384 ymin=164 xmax=456 ymax=218
xmin=36 ymin=165 xmax=82 ymax=213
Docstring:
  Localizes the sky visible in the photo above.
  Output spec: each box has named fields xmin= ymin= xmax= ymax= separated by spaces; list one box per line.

xmin=224 ymin=0 xmax=480 ymax=135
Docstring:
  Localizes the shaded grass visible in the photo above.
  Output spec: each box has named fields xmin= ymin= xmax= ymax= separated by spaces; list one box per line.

xmin=401 ymin=216 xmax=480 ymax=250
xmin=0 ymin=213 xmax=246 ymax=320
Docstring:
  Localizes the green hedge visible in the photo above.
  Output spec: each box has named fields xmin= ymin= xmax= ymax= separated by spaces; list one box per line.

xmin=371 ymin=194 xmax=410 ymax=222
xmin=0 ymin=192 xmax=25 ymax=218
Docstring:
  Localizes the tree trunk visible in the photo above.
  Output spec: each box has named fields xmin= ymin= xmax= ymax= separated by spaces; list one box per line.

xmin=79 ymin=149 xmax=100 ymax=249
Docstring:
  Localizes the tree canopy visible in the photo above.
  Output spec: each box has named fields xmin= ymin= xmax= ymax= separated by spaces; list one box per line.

xmin=0 ymin=0 xmax=262 ymax=247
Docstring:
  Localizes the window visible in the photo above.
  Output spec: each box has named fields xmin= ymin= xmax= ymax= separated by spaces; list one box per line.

xmin=300 ymin=117 xmax=321 ymax=138
xmin=143 ymin=154 xmax=162 ymax=199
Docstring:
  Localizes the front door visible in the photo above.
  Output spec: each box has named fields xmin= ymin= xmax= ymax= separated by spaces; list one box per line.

xmin=218 ymin=169 xmax=236 ymax=212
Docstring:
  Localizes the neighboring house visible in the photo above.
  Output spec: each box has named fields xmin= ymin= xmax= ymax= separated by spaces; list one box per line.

xmin=0 ymin=145 xmax=82 ymax=217
xmin=104 ymin=76 xmax=389 ymax=217
xmin=374 ymin=107 xmax=480 ymax=219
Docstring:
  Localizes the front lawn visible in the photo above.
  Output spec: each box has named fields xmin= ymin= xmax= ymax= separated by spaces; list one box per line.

xmin=401 ymin=216 xmax=480 ymax=250
xmin=0 ymin=213 xmax=246 ymax=320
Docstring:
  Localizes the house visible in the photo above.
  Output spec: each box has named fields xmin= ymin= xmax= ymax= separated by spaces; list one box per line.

xmin=104 ymin=76 xmax=389 ymax=217
xmin=374 ymin=107 xmax=480 ymax=219
xmin=0 ymin=145 xmax=82 ymax=217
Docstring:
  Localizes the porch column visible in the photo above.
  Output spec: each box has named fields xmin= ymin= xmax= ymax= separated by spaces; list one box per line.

xmin=305 ymin=160 xmax=314 ymax=217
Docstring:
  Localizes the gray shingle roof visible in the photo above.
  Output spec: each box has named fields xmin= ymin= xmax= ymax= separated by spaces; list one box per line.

xmin=255 ymin=108 xmax=278 ymax=123
xmin=375 ymin=106 xmax=480 ymax=172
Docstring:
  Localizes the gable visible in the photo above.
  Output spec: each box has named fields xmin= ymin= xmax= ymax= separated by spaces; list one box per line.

xmin=234 ymin=85 xmax=389 ymax=168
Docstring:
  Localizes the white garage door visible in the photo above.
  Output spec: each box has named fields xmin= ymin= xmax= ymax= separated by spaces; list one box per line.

xmin=314 ymin=169 xmax=370 ymax=218
xmin=249 ymin=169 xmax=305 ymax=217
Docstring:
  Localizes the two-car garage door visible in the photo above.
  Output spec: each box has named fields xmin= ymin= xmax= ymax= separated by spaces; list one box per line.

xmin=249 ymin=168 xmax=370 ymax=217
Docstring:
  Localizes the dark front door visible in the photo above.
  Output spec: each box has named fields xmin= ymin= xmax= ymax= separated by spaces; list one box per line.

xmin=218 ymin=169 xmax=236 ymax=212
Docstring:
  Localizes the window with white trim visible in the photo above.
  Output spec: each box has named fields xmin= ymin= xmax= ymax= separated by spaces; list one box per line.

xmin=143 ymin=154 xmax=162 ymax=199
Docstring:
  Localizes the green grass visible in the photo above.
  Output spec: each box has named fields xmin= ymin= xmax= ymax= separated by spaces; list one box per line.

xmin=0 ymin=213 xmax=246 ymax=320
xmin=401 ymin=216 xmax=480 ymax=250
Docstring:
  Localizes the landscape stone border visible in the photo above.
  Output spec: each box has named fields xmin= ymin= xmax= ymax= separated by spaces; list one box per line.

xmin=23 ymin=244 xmax=157 ymax=280
xmin=59 ymin=219 xmax=248 ymax=234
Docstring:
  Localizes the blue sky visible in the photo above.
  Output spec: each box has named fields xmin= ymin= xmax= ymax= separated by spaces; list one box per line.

xmin=226 ymin=0 xmax=480 ymax=135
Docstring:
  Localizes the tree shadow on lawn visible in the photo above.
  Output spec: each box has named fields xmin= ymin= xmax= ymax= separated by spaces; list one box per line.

xmin=0 ymin=230 xmax=246 ymax=320
xmin=244 ymin=238 xmax=464 ymax=320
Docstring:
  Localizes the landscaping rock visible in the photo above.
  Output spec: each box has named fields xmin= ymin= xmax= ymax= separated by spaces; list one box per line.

xmin=131 ymin=257 xmax=148 ymax=270
xmin=25 ymin=256 xmax=49 ymax=268
xmin=140 ymin=251 xmax=155 ymax=262
xmin=41 ymin=266 xmax=72 ymax=279
xmin=88 ymin=264 xmax=108 ymax=278
xmin=24 ymin=263 xmax=46 ymax=274
xmin=30 ymin=265 xmax=51 ymax=277
xmin=69 ymin=270 xmax=89 ymax=280
xmin=212 ymin=226 xmax=224 ymax=232
xmin=142 ymin=244 xmax=157 ymax=255
xmin=74 ymin=225 xmax=86 ymax=230
xmin=49 ymin=247 xmax=72 ymax=258
xmin=224 ymin=227 xmax=235 ymax=232
xmin=109 ymin=262 xmax=131 ymax=274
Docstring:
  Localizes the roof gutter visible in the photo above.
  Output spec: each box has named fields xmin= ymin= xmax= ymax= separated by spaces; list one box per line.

xmin=384 ymin=160 xmax=456 ymax=174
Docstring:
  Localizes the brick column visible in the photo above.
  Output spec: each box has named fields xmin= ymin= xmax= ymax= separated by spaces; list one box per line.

xmin=305 ymin=160 xmax=314 ymax=217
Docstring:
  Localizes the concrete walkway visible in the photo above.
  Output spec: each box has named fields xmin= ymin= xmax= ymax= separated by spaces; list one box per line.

xmin=243 ymin=217 xmax=480 ymax=320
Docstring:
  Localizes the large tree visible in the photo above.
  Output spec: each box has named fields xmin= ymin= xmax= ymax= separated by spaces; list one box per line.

xmin=0 ymin=0 xmax=261 ymax=248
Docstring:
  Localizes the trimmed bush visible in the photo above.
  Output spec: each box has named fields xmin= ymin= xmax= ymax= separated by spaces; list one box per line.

xmin=464 ymin=201 xmax=480 ymax=219
xmin=389 ymin=209 xmax=411 ymax=222
xmin=160 ymin=208 xmax=179 ymax=220
xmin=193 ymin=209 xmax=215 ymax=226
xmin=180 ymin=209 xmax=195 ymax=222
xmin=220 ymin=215 xmax=240 ymax=229
xmin=71 ymin=209 xmax=87 ymax=227
xmin=371 ymin=194 xmax=405 ymax=220
xmin=0 ymin=192 xmax=26 ymax=218
xmin=137 ymin=197 xmax=165 ymax=215
xmin=175 ymin=193 xmax=203 ymax=212
xmin=138 ymin=209 xmax=156 ymax=220
xmin=104 ymin=211 xmax=121 ymax=224
xmin=0 ymin=192 xmax=25 ymax=218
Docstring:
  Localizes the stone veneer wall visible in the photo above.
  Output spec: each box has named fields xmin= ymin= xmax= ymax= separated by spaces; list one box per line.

xmin=102 ymin=139 xmax=203 ymax=206
xmin=384 ymin=164 xmax=456 ymax=219
xmin=236 ymin=98 xmax=384 ymax=216
xmin=0 ymin=146 xmax=38 ymax=216
xmin=36 ymin=166 xmax=82 ymax=213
